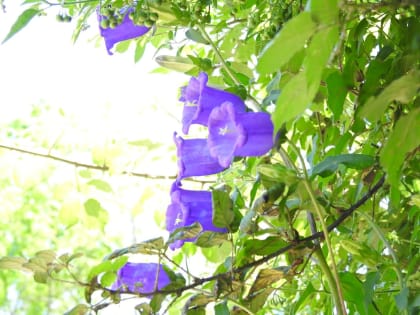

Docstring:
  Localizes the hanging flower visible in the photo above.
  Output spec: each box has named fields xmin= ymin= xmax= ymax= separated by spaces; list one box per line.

xmin=179 ymin=72 xmax=246 ymax=134
xmin=174 ymin=132 xmax=225 ymax=180
xmin=97 ymin=7 xmax=150 ymax=55
xmin=112 ymin=262 xmax=170 ymax=294
xmin=207 ymin=101 xmax=274 ymax=168
xmin=166 ymin=182 xmax=227 ymax=249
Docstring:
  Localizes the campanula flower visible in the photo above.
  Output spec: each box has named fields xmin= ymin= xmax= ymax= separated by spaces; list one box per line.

xmin=208 ymin=102 xmax=274 ymax=168
xmin=97 ymin=7 xmax=149 ymax=55
xmin=180 ymin=72 xmax=246 ymax=134
xmin=174 ymin=132 xmax=225 ymax=180
xmin=112 ymin=262 xmax=170 ymax=294
xmin=166 ymin=182 xmax=227 ymax=249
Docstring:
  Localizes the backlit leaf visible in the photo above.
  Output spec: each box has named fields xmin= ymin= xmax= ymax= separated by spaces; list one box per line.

xmin=2 ymin=8 xmax=39 ymax=44
xmin=257 ymin=12 xmax=317 ymax=75
xmin=380 ymin=108 xmax=420 ymax=186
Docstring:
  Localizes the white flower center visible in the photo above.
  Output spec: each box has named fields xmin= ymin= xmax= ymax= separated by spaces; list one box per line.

xmin=219 ymin=125 xmax=229 ymax=136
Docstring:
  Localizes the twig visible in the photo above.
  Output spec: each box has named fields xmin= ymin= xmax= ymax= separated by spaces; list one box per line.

xmin=0 ymin=144 xmax=214 ymax=183
xmin=104 ymin=175 xmax=385 ymax=297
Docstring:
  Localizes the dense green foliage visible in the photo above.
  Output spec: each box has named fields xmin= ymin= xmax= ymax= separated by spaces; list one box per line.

xmin=1 ymin=0 xmax=419 ymax=314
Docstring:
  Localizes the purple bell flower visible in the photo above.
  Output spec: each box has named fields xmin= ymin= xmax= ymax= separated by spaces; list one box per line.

xmin=174 ymin=132 xmax=225 ymax=180
xmin=208 ymin=102 xmax=274 ymax=168
xmin=179 ymin=72 xmax=246 ymax=134
xmin=97 ymin=7 xmax=150 ymax=55
xmin=111 ymin=262 xmax=171 ymax=295
xmin=166 ymin=182 xmax=228 ymax=249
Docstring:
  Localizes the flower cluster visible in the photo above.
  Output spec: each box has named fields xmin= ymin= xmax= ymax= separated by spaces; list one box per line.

xmin=166 ymin=72 xmax=274 ymax=249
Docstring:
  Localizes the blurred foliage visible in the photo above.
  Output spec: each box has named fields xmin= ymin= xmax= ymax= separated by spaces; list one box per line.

xmin=1 ymin=0 xmax=419 ymax=314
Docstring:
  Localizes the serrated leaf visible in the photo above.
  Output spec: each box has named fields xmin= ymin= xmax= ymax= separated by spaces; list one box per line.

xmin=249 ymin=268 xmax=286 ymax=294
xmin=358 ymin=70 xmax=420 ymax=121
xmin=380 ymin=108 xmax=420 ymax=186
xmin=167 ymin=222 xmax=203 ymax=245
xmin=35 ymin=250 xmax=56 ymax=264
xmin=0 ymin=257 xmax=29 ymax=272
xmin=128 ymin=237 xmax=165 ymax=255
xmin=257 ymin=12 xmax=317 ymax=75
xmin=34 ymin=271 xmax=48 ymax=284
xmin=212 ymin=189 xmax=234 ymax=228
xmin=195 ymin=231 xmax=228 ymax=248
xmin=87 ymin=179 xmax=112 ymax=192
xmin=2 ymin=8 xmax=39 ymax=44
xmin=310 ymin=154 xmax=375 ymax=178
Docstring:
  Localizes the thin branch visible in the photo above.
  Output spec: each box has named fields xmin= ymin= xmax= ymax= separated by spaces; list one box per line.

xmin=106 ymin=174 xmax=386 ymax=297
xmin=0 ymin=144 xmax=213 ymax=183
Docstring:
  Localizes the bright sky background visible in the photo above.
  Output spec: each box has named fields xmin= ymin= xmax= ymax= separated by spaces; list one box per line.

xmin=0 ymin=3 xmax=190 ymax=314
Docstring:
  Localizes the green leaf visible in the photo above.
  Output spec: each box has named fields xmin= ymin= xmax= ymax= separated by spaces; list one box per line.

xmin=272 ymin=72 xmax=315 ymax=131
xmin=358 ymin=70 xmax=420 ymax=121
xmin=395 ymin=287 xmax=409 ymax=311
xmin=310 ymin=0 xmax=339 ymax=25
xmin=212 ymin=189 xmax=234 ymax=228
xmin=0 ymin=256 xmax=29 ymax=272
xmin=244 ymin=236 xmax=288 ymax=256
xmin=257 ymin=12 xmax=317 ymax=75
xmin=167 ymin=222 xmax=203 ymax=246
xmin=303 ymin=26 xmax=339 ymax=93
xmin=380 ymin=108 xmax=420 ymax=186
xmin=257 ymin=163 xmax=298 ymax=188
xmin=195 ymin=232 xmax=228 ymax=248
xmin=155 ymin=55 xmax=196 ymax=73
xmin=311 ymin=154 xmax=375 ymax=178
xmin=293 ymin=282 xmax=316 ymax=313
xmin=214 ymin=301 xmax=230 ymax=315
xmin=100 ymin=271 xmax=117 ymax=287
xmin=2 ymin=8 xmax=39 ymax=44
xmin=249 ymin=268 xmax=286 ymax=293
xmin=326 ymin=71 xmax=348 ymax=119
xmin=128 ymin=237 xmax=165 ymax=255
xmin=84 ymin=198 xmax=101 ymax=216
xmin=87 ymin=179 xmax=113 ymax=192
xmin=64 ymin=304 xmax=90 ymax=315
xmin=186 ymin=28 xmax=209 ymax=45
xmin=134 ymin=38 xmax=147 ymax=63
xmin=339 ymin=272 xmax=366 ymax=315
xmin=33 ymin=271 xmax=48 ymax=284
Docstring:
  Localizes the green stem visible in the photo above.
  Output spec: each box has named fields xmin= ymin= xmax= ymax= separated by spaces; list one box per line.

xmin=288 ymin=140 xmax=347 ymax=315
xmin=314 ymin=248 xmax=344 ymax=315
xmin=196 ymin=24 xmax=262 ymax=112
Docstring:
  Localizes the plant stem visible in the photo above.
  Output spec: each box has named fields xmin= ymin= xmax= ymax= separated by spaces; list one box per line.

xmin=314 ymin=248 xmax=344 ymax=315
xmin=196 ymin=24 xmax=262 ymax=112
xmin=288 ymin=140 xmax=347 ymax=315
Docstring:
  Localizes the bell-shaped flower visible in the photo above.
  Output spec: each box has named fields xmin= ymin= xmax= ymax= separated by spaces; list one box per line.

xmin=166 ymin=182 xmax=227 ymax=249
xmin=208 ymin=102 xmax=274 ymax=168
xmin=97 ymin=7 xmax=150 ymax=55
xmin=179 ymin=72 xmax=246 ymax=134
xmin=174 ymin=132 xmax=225 ymax=180
xmin=112 ymin=262 xmax=171 ymax=295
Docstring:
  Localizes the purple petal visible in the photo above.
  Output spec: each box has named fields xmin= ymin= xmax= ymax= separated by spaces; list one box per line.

xmin=180 ymin=72 xmax=246 ymax=134
xmin=174 ymin=132 xmax=225 ymax=180
xmin=166 ymin=182 xmax=227 ymax=250
xmin=111 ymin=262 xmax=170 ymax=295
xmin=208 ymin=102 xmax=274 ymax=165
xmin=97 ymin=7 xmax=150 ymax=55
xmin=207 ymin=102 xmax=247 ymax=168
